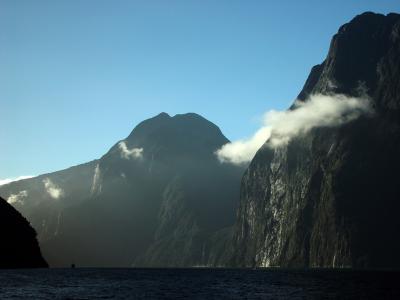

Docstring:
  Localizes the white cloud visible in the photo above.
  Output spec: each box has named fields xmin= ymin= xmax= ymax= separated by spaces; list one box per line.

xmin=7 ymin=190 xmax=28 ymax=205
xmin=216 ymin=93 xmax=372 ymax=165
xmin=43 ymin=178 xmax=64 ymax=199
xmin=0 ymin=175 xmax=34 ymax=186
xmin=216 ymin=127 xmax=272 ymax=166
xmin=118 ymin=141 xmax=143 ymax=160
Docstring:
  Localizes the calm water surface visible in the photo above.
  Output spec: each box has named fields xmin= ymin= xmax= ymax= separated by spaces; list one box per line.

xmin=0 ymin=268 xmax=399 ymax=299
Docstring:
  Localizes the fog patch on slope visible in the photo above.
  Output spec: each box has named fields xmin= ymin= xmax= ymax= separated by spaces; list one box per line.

xmin=216 ymin=93 xmax=372 ymax=165
xmin=43 ymin=178 xmax=64 ymax=199
xmin=7 ymin=190 xmax=28 ymax=205
xmin=118 ymin=141 xmax=143 ymax=160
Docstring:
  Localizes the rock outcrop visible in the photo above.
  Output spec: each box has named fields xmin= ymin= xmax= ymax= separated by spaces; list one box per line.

xmin=0 ymin=196 xmax=48 ymax=268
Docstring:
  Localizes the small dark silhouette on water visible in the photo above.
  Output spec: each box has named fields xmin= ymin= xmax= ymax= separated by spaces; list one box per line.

xmin=71 ymin=263 xmax=75 ymax=268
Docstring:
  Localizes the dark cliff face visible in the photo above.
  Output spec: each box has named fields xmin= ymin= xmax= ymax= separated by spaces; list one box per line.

xmin=231 ymin=12 xmax=400 ymax=268
xmin=0 ymin=197 xmax=48 ymax=268
xmin=0 ymin=113 xmax=244 ymax=267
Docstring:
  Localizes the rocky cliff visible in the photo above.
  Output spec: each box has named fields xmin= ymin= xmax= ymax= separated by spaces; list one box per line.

xmin=0 ymin=196 xmax=48 ymax=268
xmin=230 ymin=12 xmax=400 ymax=269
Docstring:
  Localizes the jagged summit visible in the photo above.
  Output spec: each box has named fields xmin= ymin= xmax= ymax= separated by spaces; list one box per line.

xmin=339 ymin=12 xmax=399 ymax=32
xmin=298 ymin=12 xmax=400 ymax=101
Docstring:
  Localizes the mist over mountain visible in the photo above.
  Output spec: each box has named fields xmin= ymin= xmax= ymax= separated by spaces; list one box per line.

xmin=0 ymin=196 xmax=48 ymax=268
xmin=0 ymin=113 xmax=244 ymax=267
xmin=230 ymin=12 xmax=400 ymax=268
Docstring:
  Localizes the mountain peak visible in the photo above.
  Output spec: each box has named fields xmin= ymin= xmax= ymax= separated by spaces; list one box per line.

xmin=138 ymin=112 xmax=209 ymax=127
xmin=154 ymin=112 xmax=207 ymax=121
xmin=155 ymin=112 xmax=171 ymax=119
xmin=338 ymin=11 xmax=399 ymax=34
xmin=122 ymin=112 xmax=229 ymax=157
xmin=172 ymin=112 xmax=203 ymax=119
xmin=297 ymin=11 xmax=400 ymax=100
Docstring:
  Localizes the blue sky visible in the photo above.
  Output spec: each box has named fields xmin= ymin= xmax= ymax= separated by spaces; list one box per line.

xmin=1 ymin=0 xmax=399 ymax=179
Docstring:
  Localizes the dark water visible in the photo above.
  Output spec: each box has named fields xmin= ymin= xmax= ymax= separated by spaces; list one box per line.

xmin=0 ymin=268 xmax=399 ymax=299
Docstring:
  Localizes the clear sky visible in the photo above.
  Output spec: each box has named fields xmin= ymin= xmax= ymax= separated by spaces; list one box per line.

xmin=1 ymin=0 xmax=399 ymax=179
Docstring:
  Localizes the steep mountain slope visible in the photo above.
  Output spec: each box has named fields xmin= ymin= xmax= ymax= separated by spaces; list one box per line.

xmin=0 ymin=161 xmax=97 ymax=243
xmin=0 ymin=113 xmax=244 ymax=267
xmin=0 ymin=196 xmax=48 ymax=268
xmin=230 ymin=12 xmax=400 ymax=268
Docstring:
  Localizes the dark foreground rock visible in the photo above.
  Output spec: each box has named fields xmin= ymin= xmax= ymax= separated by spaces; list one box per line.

xmin=0 ymin=196 xmax=48 ymax=268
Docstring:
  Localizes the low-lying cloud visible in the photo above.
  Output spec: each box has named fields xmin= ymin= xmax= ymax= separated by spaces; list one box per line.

xmin=118 ymin=141 xmax=143 ymax=160
xmin=7 ymin=190 xmax=28 ymax=205
xmin=216 ymin=93 xmax=372 ymax=165
xmin=0 ymin=175 xmax=34 ymax=186
xmin=43 ymin=178 xmax=64 ymax=199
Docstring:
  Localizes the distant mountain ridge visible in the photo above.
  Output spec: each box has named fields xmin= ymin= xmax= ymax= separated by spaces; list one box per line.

xmin=0 ymin=112 xmax=244 ymax=267
xmin=230 ymin=12 xmax=400 ymax=268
